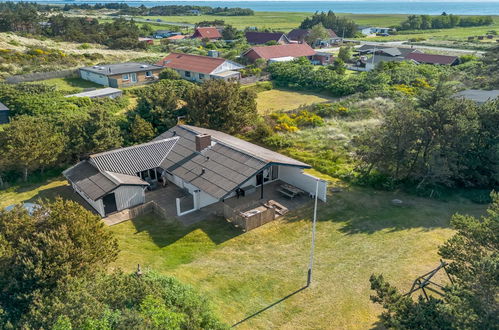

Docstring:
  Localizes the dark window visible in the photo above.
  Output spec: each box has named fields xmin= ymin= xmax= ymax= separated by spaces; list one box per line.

xmin=185 ymin=71 xmax=191 ymax=77
xmin=199 ymin=73 xmax=205 ymax=79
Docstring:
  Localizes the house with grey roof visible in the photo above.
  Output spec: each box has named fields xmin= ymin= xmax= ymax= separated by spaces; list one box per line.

xmin=454 ymin=89 xmax=499 ymax=104
xmin=79 ymin=63 xmax=163 ymax=88
xmin=0 ymin=102 xmax=9 ymax=124
xmin=64 ymin=125 xmax=327 ymax=218
xmin=65 ymin=88 xmax=123 ymax=99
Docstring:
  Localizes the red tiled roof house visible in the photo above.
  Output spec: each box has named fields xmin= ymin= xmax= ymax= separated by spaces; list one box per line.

xmin=404 ymin=53 xmax=459 ymax=66
xmin=242 ymin=43 xmax=317 ymax=63
xmin=156 ymin=52 xmax=245 ymax=82
xmin=192 ymin=27 xmax=222 ymax=40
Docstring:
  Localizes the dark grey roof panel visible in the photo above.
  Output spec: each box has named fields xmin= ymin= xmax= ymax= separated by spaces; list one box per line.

xmin=80 ymin=62 xmax=163 ymax=76
xmin=91 ymin=137 xmax=179 ymax=175
xmin=63 ymin=161 xmax=118 ymax=200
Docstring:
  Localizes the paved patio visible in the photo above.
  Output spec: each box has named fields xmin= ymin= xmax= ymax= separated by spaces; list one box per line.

xmin=106 ymin=180 xmax=313 ymax=227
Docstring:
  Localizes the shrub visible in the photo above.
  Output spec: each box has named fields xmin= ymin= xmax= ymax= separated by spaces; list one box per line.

xmin=158 ymin=68 xmax=182 ymax=80
xmin=263 ymin=134 xmax=294 ymax=148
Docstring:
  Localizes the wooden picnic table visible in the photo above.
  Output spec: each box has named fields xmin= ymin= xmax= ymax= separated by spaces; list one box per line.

xmin=277 ymin=184 xmax=305 ymax=199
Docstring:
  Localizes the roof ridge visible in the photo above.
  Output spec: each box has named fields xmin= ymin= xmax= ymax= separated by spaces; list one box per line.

xmin=179 ymin=125 xmax=270 ymax=164
xmin=90 ymin=137 xmax=179 ymax=158
xmin=166 ymin=52 xmax=225 ymax=61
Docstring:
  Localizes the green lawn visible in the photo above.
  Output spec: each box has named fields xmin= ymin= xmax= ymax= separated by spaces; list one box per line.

xmin=109 ymin=187 xmax=487 ymax=329
xmin=256 ymin=88 xmax=335 ymax=114
xmin=30 ymin=77 xmax=101 ymax=93
xmin=0 ymin=178 xmax=70 ymax=208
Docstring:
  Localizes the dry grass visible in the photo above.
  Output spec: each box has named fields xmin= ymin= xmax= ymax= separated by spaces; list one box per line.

xmin=0 ymin=32 xmax=155 ymax=60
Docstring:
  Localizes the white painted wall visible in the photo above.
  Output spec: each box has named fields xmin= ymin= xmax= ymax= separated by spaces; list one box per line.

xmin=278 ymin=166 xmax=328 ymax=202
xmin=80 ymin=70 xmax=109 ymax=86
xmin=71 ymin=182 xmax=105 ymax=217
xmin=114 ymin=185 xmax=145 ymax=211
xmin=212 ymin=61 xmax=244 ymax=74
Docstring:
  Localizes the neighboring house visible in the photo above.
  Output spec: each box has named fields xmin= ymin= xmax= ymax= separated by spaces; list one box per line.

xmin=153 ymin=30 xmax=173 ymax=38
xmin=287 ymin=28 xmax=340 ymax=46
xmin=454 ymin=89 xmax=499 ymax=103
xmin=0 ymin=102 xmax=9 ymax=124
xmin=165 ymin=34 xmax=186 ymax=42
xmin=358 ymin=27 xmax=392 ymax=36
xmin=405 ymin=53 xmax=459 ymax=66
xmin=65 ymin=88 xmax=123 ymax=99
xmin=244 ymin=32 xmax=290 ymax=45
xmin=243 ymin=43 xmax=316 ymax=62
xmin=156 ymin=52 xmax=245 ymax=82
xmin=138 ymin=37 xmax=154 ymax=44
xmin=65 ymin=125 xmax=328 ymax=217
xmin=192 ymin=27 xmax=222 ymax=40
xmin=63 ymin=138 xmax=179 ymax=217
xmin=311 ymin=52 xmax=335 ymax=65
xmin=355 ymin=45 xmax=422 ymax=71
xmin=79 ymin=63 xmax=163 ymax=88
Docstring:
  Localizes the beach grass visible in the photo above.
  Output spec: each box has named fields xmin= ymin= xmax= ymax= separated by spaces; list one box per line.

xmin=255 ymin=88 xmax=335 ymax=114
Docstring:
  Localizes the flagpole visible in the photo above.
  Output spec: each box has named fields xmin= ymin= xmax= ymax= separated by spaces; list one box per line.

xmin=307 ymin=178 xmax=319 ymax=287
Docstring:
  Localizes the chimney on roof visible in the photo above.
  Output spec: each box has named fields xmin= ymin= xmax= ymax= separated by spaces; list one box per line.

xmin=195 ymin=134 xmax=211 ymax=152
xmin=201 ymin=168 xmax=205 ymax=175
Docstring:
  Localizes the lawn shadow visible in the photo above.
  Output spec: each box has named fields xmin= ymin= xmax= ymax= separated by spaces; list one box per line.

xmin=129 ymin=214 xmax=243 ymax=248
xmin=232 ymin=285 xmax=308 ymax=327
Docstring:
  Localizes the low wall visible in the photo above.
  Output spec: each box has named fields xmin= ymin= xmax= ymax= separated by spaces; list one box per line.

xmin=224 ymin=201 xmax=276 ymax=231
xmin=103 ymin=201 xmax=173 ymax=226
xmin=5 ymin=69 xmax=79 ymax=84
xmin=240 ymin=74 xmax=270 ymax=85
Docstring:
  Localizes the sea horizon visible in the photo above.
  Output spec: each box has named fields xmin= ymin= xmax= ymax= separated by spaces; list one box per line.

xmin=8 ymin=0 xmax=499 ymax=15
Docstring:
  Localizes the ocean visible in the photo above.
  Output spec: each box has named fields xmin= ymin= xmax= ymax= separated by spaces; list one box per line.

xmin=15 ymin=1 xmax=499 ymax=15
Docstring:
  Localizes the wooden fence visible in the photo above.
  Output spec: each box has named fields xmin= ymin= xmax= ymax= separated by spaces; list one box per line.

xmin=223 ymin=201 xmax=276 ymax=231
xmin=103 ymin=201 xmax=173 ymax=226
xmin=5 ymin=69 xmax=79 ymax=84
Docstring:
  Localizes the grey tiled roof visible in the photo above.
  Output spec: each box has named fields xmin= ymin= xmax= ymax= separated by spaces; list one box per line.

xmin=455 ymin=89 xmax=499 ymax=103
xmin=63 ymin=161 xmax=150 ymax=201
xmin=155 ymin=125 xmax=310 ymax=199
xmin=65 ymin=88 xmax=122 ymax=98
xmin=90 ymin=138 xmax=179 ymax=175
xmin=63 ymin=161 xmax=117 ymax=200
xmin=80 ymin=62 xmax=163 ymax=76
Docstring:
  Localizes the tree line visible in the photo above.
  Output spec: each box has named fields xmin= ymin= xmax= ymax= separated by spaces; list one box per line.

xmin=398 ymin=13 xmax=493 ymax=31
xmin=117 ymin=4 xmax=254 ymax=16
xmin=0 ymin=3 xmax=148 ymax=49
xmin=300 ymin=11 xmax=357 ymax=38
xmin=0 ymin=198 xmax=227 ymax=328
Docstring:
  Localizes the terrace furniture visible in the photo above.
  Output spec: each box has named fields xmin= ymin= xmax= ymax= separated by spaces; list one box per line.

xmin=265 ymin=200 xmax=289 ymax=216
xmin=277 ymin=183 xmax=304 ymax=199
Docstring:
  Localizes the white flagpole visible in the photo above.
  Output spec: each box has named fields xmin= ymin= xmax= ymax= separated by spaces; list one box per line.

xmin=307 ymin=178 xmax=319 ymax=287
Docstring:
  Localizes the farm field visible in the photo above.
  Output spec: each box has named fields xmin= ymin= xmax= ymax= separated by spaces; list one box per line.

xmin=255 ymin=88 xmax=335 ymax=114
xmin=108 ymin=186 xmax=487 ymax=329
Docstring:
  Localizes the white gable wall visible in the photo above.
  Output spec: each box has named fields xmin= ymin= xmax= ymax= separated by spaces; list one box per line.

xmin=114 ymin=185 xmax=146 ymax=211
xmin=211 ymin=61 xmax=244 ymax=74
xmin=278 ymin=166 xmax=328 ymax=202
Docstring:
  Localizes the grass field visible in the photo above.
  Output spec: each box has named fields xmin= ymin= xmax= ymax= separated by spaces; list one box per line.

xmin=0 ymin=173 xmax=488 ymax=328
xmin=134 ymin=12 xmax=411 ymax=31
xmin=255 ymin=88 xmax=335 ymax=114
xmin=109 ymin=186 xmax=487 ymax=329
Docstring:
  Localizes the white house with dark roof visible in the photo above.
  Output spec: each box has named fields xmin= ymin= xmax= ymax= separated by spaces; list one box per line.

xmin=64 ymin=125 xmax=327 ymax=218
